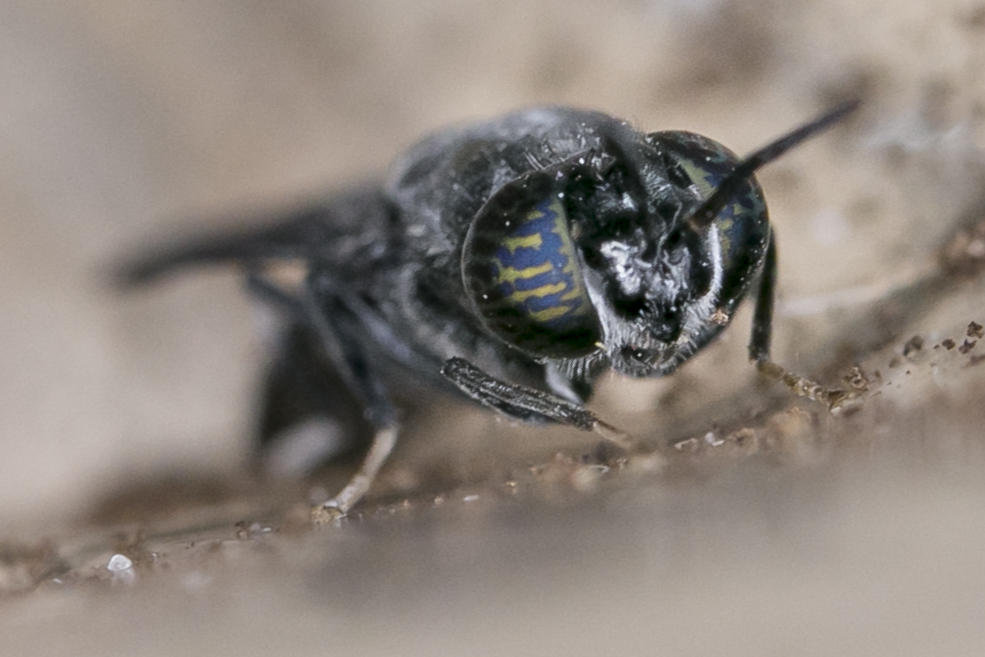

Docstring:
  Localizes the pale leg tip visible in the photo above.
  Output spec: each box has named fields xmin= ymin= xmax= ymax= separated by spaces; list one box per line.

xmin=311 ymin=502 xmax=346 ymax=525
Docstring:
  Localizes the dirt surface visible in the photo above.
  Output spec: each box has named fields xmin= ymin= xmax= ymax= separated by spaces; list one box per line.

xmin=4 ymin=1 xmax=985 ymax=655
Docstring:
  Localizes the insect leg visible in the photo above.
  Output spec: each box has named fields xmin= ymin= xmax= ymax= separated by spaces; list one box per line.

xmin=248 ymin=270 xmax=399 ymax=522
xmin=256 ymin=322 xmax=371 ymax=476
xmin=245 ymin=273 xmax=360 ymax=472
xmin=748 ymin=232 xmax=778 ymax=362
xmin=748 ymin=235 xmax=854 ymax=410
xmin=440 ymin=358 xmax=634 ymax=450
xmin=299 ymin=286 xmax=400 ymax=522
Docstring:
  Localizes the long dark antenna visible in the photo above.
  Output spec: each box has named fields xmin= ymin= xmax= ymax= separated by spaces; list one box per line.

xmin=686 ymin=99 xmax=860 ymax=231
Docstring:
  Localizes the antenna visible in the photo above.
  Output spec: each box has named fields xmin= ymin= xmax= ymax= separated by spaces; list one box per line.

xmin=686 ymin=99 xmax=860 ymax=231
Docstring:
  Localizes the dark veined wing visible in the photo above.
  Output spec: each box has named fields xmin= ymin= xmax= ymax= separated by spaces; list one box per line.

xmin=117 ymin=187 xmax=393 ymax=286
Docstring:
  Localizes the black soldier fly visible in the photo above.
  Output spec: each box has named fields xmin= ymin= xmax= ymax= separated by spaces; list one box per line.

xmin=122 ymin=100 xmax=859 ymax=521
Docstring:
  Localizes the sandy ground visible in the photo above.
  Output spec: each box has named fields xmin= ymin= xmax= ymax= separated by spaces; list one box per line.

xmin=4 ymin=0 xmax=985 ymax=654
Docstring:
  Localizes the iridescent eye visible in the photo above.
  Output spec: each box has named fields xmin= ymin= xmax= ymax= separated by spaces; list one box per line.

xmin=462 ymin=171 xmax=601 ymax=359
xmin=651 ymin=131 xmax=748 ymax=199
xmin=649 ymin=130 xmax=771 ymax=304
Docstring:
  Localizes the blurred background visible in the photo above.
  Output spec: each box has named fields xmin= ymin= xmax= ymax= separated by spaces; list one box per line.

xmin=3 ymin=0 xmax=985 ymax=654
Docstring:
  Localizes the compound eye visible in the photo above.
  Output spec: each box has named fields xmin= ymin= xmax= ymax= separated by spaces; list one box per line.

xmin=650 ymin=131 xmax=737 ymax=193
xmin=650 ymin=130 xmax=769 ymax=221
xmin=462 ymin=171 xmax=601 ymax=359
xmin=649 ymin=130 xmax=771 ymax=302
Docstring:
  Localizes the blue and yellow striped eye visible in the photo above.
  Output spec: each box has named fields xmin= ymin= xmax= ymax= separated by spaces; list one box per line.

xmin=463 ymin=173 xmax=601 ymax=359
xmin=649 ymin=130 xmax=771 ymax=307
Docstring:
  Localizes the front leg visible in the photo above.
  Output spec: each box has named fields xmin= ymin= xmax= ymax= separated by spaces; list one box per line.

xmin=440 ymin=357 xmax=636 ymax=451
xmin=748 ymin=235 xmax=855 ymax=410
